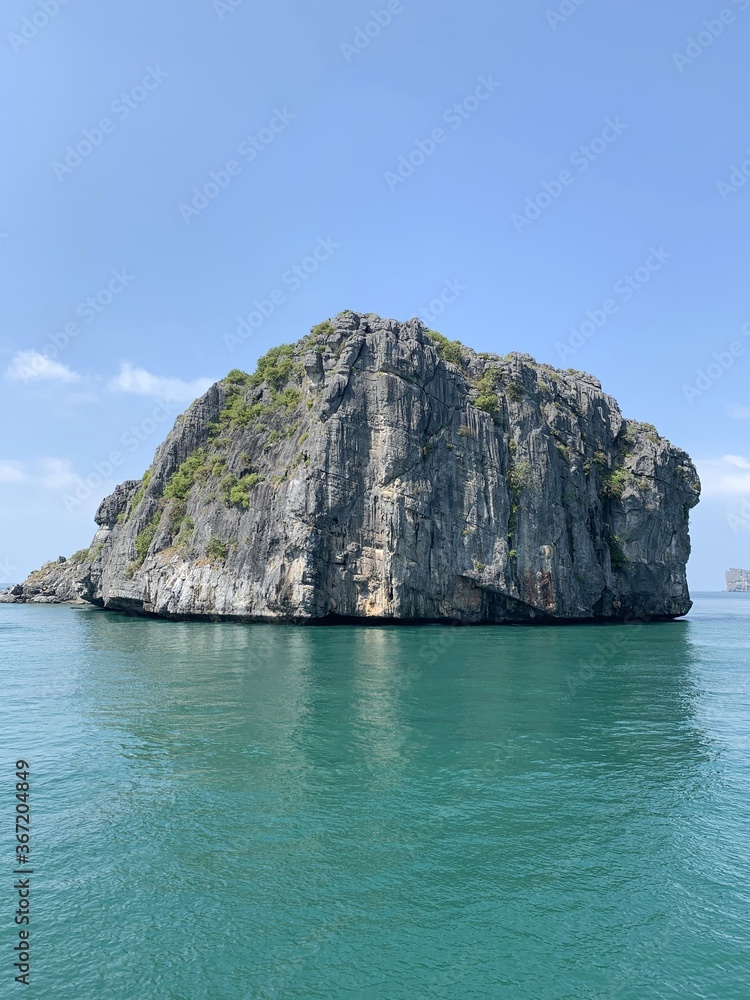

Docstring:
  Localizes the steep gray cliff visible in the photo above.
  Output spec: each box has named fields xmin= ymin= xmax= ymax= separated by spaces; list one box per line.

xmin=14 ymin=313 xmax=701 ymax=622
xmin=726 ymin=568 xmax=750 ymax=592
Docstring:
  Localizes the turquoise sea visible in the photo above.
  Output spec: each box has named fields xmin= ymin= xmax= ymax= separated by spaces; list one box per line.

xmin=1 ymin=594 xmax=749 ymax=998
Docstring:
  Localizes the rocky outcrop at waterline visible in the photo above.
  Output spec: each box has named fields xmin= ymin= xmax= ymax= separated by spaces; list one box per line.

xmin=0 ymin=555 xmax=87 ymax=604
xmin=7 ymin=312 xmax=701 ymax=623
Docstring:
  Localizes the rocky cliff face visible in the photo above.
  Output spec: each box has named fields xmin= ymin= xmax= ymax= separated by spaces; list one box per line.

xmin=14 ymin=313 xmax=701 ymax=622
xmin=726 ymin=568 xmax=750 ymax=592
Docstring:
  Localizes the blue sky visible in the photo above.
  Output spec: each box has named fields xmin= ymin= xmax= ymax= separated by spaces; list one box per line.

xmin=1 ymin=0 xmax=749 ymax=589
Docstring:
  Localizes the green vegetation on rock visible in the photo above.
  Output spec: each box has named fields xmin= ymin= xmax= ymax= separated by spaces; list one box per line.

xmin=135 ymin=512 xmax=161 ymax=565
xmin=216 ymin=346 xmax=304 ymax=434
xmin=427 ymin=330 xmax=465 ymax=367
xmin=505 ymin=380 xmax=524 ymax=403
xmin=206 ymin=537 xmax=229 ymax=562
xmin=165 ymin=499 xmax=188 ymax=536
xmin=123 ymin=466 xmax=153 ymax=522
xmin=250 ymin=344 xmax=297 ymax=390
xmin=164 ymin=450 xmax=208 ymax=502
xmin=600 ymin=467 xmax=633 ymax=500
xmin=606 ymin=533 xmax=628 ymax=569
xmin=273 ymin=386 xmax=302 ymax=412
xmin=310 ymin=320 xmax=334 ymax=339
xmin=474 ymin=369 xmax=503 ymax=420
xmin=508 ymin=461 xmax=533 ymax=497
xmin=220 ymin=472 xmax=265 ymax=509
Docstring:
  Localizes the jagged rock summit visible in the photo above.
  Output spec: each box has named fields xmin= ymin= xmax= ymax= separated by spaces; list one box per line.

xmin=6 ymin=312 xmax=701 ymax=622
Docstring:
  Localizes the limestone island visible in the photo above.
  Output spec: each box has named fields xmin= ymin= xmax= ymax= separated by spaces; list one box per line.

xmin=1 ymin=313 xmax=701 ymax=623
xmin=726 ymin=569 xmax=750 ymax=592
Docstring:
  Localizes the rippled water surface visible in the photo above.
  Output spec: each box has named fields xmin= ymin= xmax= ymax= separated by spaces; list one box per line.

xmin=1 ymin=594 xmax=749 ymax=998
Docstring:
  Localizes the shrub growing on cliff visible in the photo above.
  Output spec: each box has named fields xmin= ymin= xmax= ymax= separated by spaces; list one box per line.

xmin=174 ymin=516 xmax=194 ymax=551
xmin=219 ymin=472 xmax=265 ymax=508
xmin=508 ymin=461 xmax=533 ymax=497
xmin=124 ymin=466 xmax=153 ymax=521
xmin=135 ymin=512 xmax=161 ymax=565
xmin=165 ymin=500 xmax=188 ymax=536
xmin=206 ymin=537 xmax=229 ymax=562
xmin=163 ymin=450 xmax=207 ymax=502
xmin=229 ymin=473 xmax=265 ymax=509
xmin=272 ymin=386 xmax=302 ymax=412
xmin=217 ymin=347 xmax=303 ymax=432
xmin=219 ymin=394 xmax=266 ymax=429
xmin=310 ymin=320 xmax=334 ymax=339
xmin=606 ymin=533 xmax=628 ymax=569
xmin=250 ymin=344 xmax=297 ymax=391
xmin=505 ymin=380 xmax=524 ymax=403
xmin=70 ymin=548 xmax=89 ymax=563
xmin=474 ymin=369 xmax=503 ymax=419
xmin=428 ymin=330 xmax=465 ymax=368
xmin=600 ymin=467 xmax=633 ymax=500
xmin=224 ymin=369 xmax=251 ymax=386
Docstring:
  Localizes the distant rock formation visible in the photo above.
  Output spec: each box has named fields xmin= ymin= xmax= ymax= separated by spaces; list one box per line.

xmin=7 ymin=312 xmax=701 ymax=622
xmin=726 ymin=568 xmax=750 ymax=592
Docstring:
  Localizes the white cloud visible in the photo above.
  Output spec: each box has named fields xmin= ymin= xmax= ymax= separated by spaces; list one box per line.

xmin=0 ymin=457 xmax=82 ymax=491
xmin=0 ymin=460 xmax=25 ymax=483
xmin=108 ymin=362 xmax=213 ymax=403
xmin=696 ymin=455 xmax=750 ymax=497
xmin=728 ymin=404 xmax=750 ymax=419
xmin=5 ymin=350 xmax=80 ymax=384
xmin=38 ymin=458 xmax=80 ymax=491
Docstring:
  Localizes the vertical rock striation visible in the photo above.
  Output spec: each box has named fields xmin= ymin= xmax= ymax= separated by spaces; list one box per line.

xmin=14 ymin=313 xmax=701 ymax=622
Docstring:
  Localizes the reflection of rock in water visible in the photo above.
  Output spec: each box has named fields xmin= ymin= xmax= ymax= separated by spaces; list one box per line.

xmin=73 ymin=611 xmax=712 ymax=788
